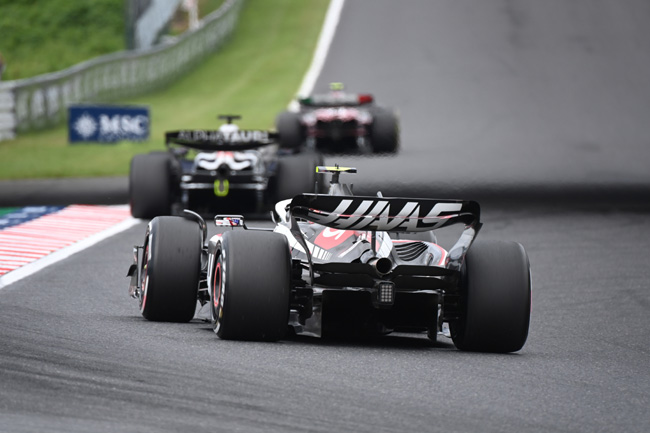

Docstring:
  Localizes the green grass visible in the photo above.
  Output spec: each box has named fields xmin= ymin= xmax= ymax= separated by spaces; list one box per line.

xmin=0 ymin=0 xmax=329 ymax=179
xmin=0 ymin=208 xmax=18 ymax=217
xmin=0 ymin=0 xmax=226 ymax=80
xmin=0 ymin=0 xmax=125 ymax=80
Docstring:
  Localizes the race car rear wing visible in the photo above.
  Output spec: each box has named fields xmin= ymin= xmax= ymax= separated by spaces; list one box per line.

xmin=298 ymin=93 xmax=374 ymax=107
xmin=165 ymin=129 xmax=279 ymax=151
xmin=288 ymin=193 xmax=482 ymax=275
xmin=289 ymin=194 xmax=480 ymax=232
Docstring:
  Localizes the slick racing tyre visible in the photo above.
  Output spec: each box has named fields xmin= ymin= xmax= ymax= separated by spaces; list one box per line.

xmin=450 ymin=240 xmax=531 ymax=353
xmin=275 ymin=151 xmax=324 ymax=201
xmin=370 ymin=108 xmax=399 ymax=153
xmin=276 ymin=111 xmax=305 ymax=149
xmin=130 ymin=153 xmax=173 ymax=219
xmin=211 ymin=231 xmax=291 ymax=341
xmin=139 ymin=216 xmax=202 ymax=322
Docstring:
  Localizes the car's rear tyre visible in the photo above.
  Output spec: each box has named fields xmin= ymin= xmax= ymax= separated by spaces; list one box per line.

xmin=140 ymin=216 xmax=202 ymax=322
xmin=276 ymin=111 xmax=305 ymax=149
xmin=275 ymin=151 xmax=323 ymax=201
xmin=450 ymin=240 xmax=531 ymax=353
xmin=370 ymin=108 xmax=399 ymax=153
xmin=130 ymin=153 xmax=173 ymax=218
xmin=211 ymin=231 xmax=291 ymax=341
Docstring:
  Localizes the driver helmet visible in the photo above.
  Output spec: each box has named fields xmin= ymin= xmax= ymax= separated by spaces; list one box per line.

xmin=219 ymin=122 xmax=239 ymax=135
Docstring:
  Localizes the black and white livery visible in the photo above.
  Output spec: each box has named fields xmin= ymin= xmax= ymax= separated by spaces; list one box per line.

xmin=129 ymin=115 xmax=323 ymax=218
xmin=127 ymin=166 xmax=531 ymax=353
xmin=276 ymin=83 xmax=400 ymax=154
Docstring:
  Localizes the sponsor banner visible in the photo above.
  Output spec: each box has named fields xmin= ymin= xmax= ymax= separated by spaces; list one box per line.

xmin=69 ymin=105 xmax=150 ymax=143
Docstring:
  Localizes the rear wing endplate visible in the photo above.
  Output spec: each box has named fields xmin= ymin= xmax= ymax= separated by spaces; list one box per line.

xmin=165 ymin=129 xmax=278 ymax=151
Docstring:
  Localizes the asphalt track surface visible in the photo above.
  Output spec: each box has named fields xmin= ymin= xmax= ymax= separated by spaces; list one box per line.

xmin=2 ymin=1 xmax=650 ymax=432
xmin=315 ymin=0 xmax=650 ymax=204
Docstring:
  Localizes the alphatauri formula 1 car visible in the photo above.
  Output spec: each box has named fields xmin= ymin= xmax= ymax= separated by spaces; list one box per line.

xmin=129 ymin=115 xmax=322 ymax=218
xmin=276 ymin=83 xmax=400 ymax=154
xmin=127 ymin=167 xmax=531 ymax=353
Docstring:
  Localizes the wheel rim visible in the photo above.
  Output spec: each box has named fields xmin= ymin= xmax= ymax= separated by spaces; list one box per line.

xmin=212 ymin=252 xmax=226 ymax=334
xmin=139 ymin=236 xmax=151 ymax=314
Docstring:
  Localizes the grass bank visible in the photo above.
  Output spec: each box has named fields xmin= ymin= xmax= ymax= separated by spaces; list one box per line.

xmin=0 ymin=0 xmax=225 ymax=80
xmin=0 ymin=0 xmax=329 ymax=179
xmin=0 ymin=0 xmax=125 ymax=80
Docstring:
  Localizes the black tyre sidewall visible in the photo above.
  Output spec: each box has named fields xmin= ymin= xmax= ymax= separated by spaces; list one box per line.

xmin=451 ymin=240 xmax=531 ymax=353
xmin=130 ymin=153 xmax=172 ymax=218
xmin=274 ymin=152 xmax=322 ymax=201
xmin=140 ymin=216 xmax=201 ymax=322
xmin=276 ymin=111 xmax=304 ymax=149
xmin=212 ymin=231 xmax=291 ymax=341
xmin=370 ymin=108 xmax=399 ymax=153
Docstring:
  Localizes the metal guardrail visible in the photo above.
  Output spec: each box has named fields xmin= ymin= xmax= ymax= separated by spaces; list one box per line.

xmin=0 ymin=0 xmax=244 ymax=141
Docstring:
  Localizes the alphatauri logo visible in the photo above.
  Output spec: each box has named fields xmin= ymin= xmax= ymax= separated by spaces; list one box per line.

xmin=177 ymin=130 xmax=270 ymax=143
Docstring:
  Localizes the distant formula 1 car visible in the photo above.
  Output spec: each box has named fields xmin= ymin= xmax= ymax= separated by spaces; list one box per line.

xmin=127 ymin=166 xmax=531 ymax=353
xmin=129 ymin=115 xmax=323 ymax=218
xmin=276 ymin=83 xmax=400 ymax=154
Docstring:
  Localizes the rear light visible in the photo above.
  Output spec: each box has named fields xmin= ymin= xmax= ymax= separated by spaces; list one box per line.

xmin=377 ymin=281 xmax=395 ymax=305
xmin=358 ymin=94 xmax=374 ymax=104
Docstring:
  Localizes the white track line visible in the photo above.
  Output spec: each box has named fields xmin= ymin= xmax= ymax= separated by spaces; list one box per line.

xmin=288 ymin=0 xmax=345 ymax=111
xmin=0 ymin=213 xmax=140 ymax=290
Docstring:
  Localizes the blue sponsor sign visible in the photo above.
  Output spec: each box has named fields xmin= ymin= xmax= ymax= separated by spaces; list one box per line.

xmin=68 ymin=105 xmax=150 ymax=143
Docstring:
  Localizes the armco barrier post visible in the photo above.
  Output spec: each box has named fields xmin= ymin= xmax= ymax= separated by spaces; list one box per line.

xmin=0 ymin=85 xmax=16 ymax=141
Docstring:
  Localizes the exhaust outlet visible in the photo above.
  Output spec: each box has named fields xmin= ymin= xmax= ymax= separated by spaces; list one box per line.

xmin=367 ymin=257 xmax=393 ymax=277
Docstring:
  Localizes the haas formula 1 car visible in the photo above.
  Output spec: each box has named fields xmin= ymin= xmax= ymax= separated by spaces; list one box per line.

xmin=276 ymin=83 xmax=400 ymax=154
xmin=129 ymin=115 xmax=322 ymax=218
xmin=127 ymin=167 xmax=531 ymax=353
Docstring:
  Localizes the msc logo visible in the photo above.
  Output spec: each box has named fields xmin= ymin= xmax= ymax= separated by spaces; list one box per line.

xmin=99 ymin=114 xmax=149 ymax=138
xmin=68 ymin=105 xmax=150 ymax=143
